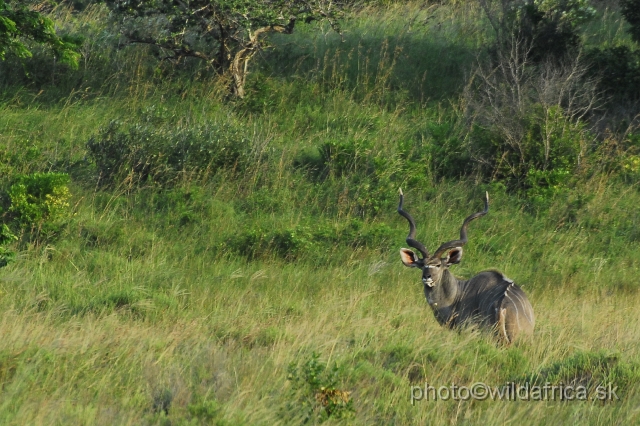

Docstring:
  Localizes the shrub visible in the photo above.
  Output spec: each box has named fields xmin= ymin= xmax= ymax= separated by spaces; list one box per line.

xmin=0 ymin=224 xmax=17 ymax=268
xmin=295 ymin=136 xmax=434 ymax=216
xmin=465 ymin=48 xmax=597 ymax=202
xmin=590 ymin=132 xmax=640 ymax=183
xmin=187 ymin=398 xmax=222 ymax=422
xmin=285 ymin=352 xmax=353 ymax=423
xmin=319 ymin=138 xmax=374 ymax=178
xmin=223 ymin=220 xmax=395 ymax=262
xmin=86 ymin=115 xmax=250 ymax=187
xmin=421 ymin=120 xmax=471 ymax=179
xmin=7 ymin=172 xmax=71 ymax=228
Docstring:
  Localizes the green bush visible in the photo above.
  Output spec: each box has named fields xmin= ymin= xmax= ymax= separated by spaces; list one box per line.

xmin=295 ymin=135 xmax=435 ymax=216
xmin=86 ymin=113 xmax=250 ymax=187
xmin=187 ymin=398 xmax=222 ymax=422
xmin=7 ymin=172 xmax=71 ymax=228
xmin=0 ymin=224 xmax=17 ymax=268
xmin=0 ymin=172 xmax=70 ymax=262
xmin=421 ymin=120 xmax=470 ymax=179
xmin=468 ymin=104 xmax=586 ymax=204
xmin=285 ymin=352 xmax=354 ymax=423
xmin=319 ymin=138 xmax=374 ymax=178
xmin=295 ymin=137 xmax=375 ymax=181
xmin=223 ymin=220 xmax=395 ymax=262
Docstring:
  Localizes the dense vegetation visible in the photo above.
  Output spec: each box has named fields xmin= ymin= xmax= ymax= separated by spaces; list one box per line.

xmin=0 ymin=0 xmax=639 ymax=424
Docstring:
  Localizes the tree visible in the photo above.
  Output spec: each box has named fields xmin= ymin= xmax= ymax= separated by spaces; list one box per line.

xmin=621 ymin=0 xmax=640 ymax=45
xmin=106 ymin=0 xmax=349 ymax=97
xmin=480 ymin=0 xmax=595 ymax=63
xmin=0 ymin=0 xmax=81 ymax=67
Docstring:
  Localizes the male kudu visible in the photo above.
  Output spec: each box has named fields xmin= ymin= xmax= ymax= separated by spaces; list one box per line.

xmin=397 ymin=190 xmax=534 ymax=344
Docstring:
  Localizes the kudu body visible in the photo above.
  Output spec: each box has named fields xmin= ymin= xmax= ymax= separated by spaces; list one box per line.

xmin=397 ymin=191 xmax=534 ymax=344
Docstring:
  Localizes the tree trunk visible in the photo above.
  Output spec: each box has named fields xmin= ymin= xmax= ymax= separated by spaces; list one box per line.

xmin=229 ymin=22 xmax=294 ymax=98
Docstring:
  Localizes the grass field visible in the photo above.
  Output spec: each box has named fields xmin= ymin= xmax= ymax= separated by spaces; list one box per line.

xmin=0 ymin=1 xmax=639 ymax=424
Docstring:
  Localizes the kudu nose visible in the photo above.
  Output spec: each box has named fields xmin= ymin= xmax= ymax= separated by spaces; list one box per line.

xmin=422 ymin=268 xmax=434 ymax=287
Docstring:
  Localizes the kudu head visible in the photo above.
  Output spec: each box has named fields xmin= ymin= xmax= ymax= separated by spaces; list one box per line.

xmin=397 ymin=189 xmax=489 ymax=289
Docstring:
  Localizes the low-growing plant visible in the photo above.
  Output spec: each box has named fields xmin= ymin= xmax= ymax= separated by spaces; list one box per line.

xmin=285 ymin=352 xmax=353 ymax=423
xmin=295 ymin=136 xmax=434 ymax=216
xmin=7 ymin=172 xmax=71 ymax=230
xmin=187 ymin=398 xmax=222 ymax=422
xmin=517 ymin=351 xmax=640 ymax=399
xmin=0 ymin=224 xmax=17 ymax=268
xmin=86 ymin=116 xmax=251 ymax=187
xmin=223 ymin=220 xmax=395 ymax=262
xmin=421 ymin=120 xmax=471 ymax=180
xmin=0 ymin=0 xmax=81 ymax=67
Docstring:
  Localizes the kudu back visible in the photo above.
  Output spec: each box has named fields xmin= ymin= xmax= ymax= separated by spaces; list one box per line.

xmin=397 ymin=190 xmax=534 ymax=344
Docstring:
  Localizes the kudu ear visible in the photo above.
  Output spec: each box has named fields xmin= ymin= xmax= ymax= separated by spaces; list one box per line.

xmin=444 ymin=247 xmax=463 ymax=265
xmin=400 ymin=248 xmax=421 ymax=267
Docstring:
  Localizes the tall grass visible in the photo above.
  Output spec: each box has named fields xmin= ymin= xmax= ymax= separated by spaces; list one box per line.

xmin=0 ymin=1 xmax=639 ymax=424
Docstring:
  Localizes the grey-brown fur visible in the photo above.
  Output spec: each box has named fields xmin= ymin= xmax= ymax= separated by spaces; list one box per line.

xmin=397 ymin=190 xmax=534 ymax=344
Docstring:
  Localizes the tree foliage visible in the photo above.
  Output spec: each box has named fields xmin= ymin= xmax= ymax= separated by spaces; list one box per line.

xmin=584 ymin=0 xmax=640 ymax=104
xmin=481 ymin=0 xmax=595 ymax=63
xmin=0 ymin=0 xmax=81 ymax=67
xmin=621 ymin=0 xmax=640 ymax=45
xmin=106 ymin=0 xmax=350 ymax=97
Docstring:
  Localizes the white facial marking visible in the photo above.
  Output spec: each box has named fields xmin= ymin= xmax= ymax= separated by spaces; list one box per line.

xmin=423 ymin=265 xmax=436 ymax=287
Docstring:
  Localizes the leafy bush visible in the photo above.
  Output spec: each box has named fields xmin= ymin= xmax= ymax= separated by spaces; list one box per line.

xmin=319 ymin=138 xmax=374 ymax=178
xmin=187 ymin=398 xmax=222 ymax=422
xmin=295 ymin=137 xmax=374 ymax=180
xmin=86 ymin=115 xmax=250 ymax=187
xmin=295 ymin=135 xmax=435 ymax=216
xmin=468 ymin=105 xmax=586 ymax=195
xmin=0 ymin=224 xmax=17 ymax=268
xmin=0 ymin=172 xmax=71 ymax=262
xmin=285 ymin=352 xmax=353 ymax=423
xmin=465 ymin=46 xmax=597 ymax=205
xmin=420 ymin=120 xmax=471 ymax=179
xmin=223 ymin=220 xmax=395 ymax=261
xmin=7 ymin=172 xmax=71 ymax=228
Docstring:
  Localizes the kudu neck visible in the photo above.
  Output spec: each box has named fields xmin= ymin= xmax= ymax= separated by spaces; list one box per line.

xmin=439 ymin=269 xmax=462 ymax=302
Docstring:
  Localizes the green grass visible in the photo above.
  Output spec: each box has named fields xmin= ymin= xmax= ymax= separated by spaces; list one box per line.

xmin=0 ymin=1 xmax=639 ymax=424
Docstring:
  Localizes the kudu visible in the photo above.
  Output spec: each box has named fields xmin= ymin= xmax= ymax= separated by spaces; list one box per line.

xmin=397 ymin=190 xmax=534 ymax=344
